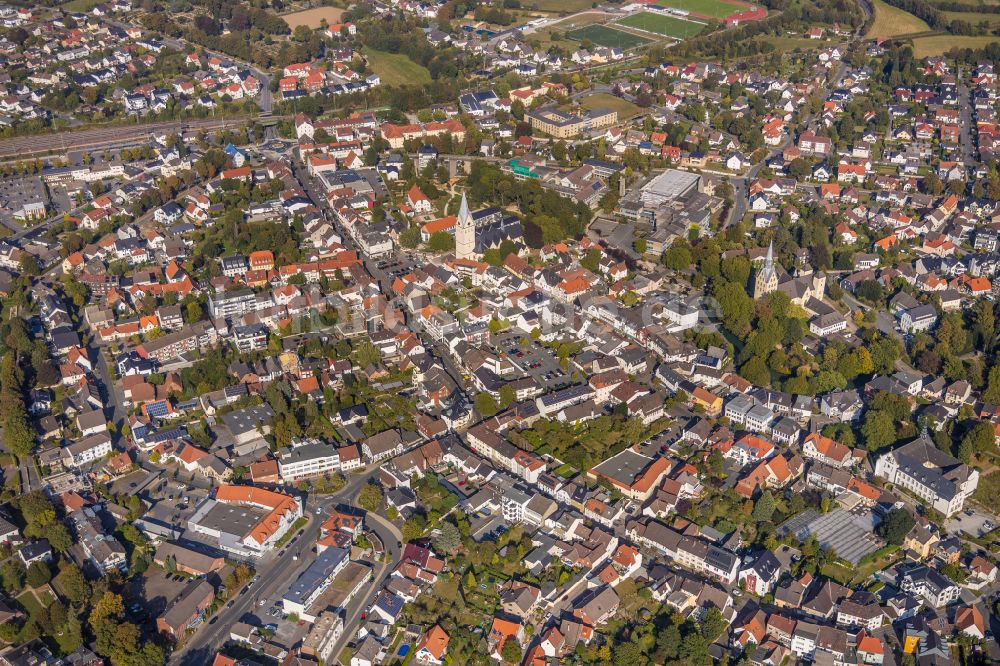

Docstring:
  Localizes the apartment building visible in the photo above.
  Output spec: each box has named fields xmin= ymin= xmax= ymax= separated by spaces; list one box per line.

xmin=278 ymin=442 xmax=341 ymax=483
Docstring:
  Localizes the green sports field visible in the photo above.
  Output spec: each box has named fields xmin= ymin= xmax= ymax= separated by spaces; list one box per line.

xmin=566 ymin=24 xmax=653 ymax=48
xmin=646 ymin=0 xmax=743 ymax=18
xmin=616 ymin=11 xmax=706 ymax=38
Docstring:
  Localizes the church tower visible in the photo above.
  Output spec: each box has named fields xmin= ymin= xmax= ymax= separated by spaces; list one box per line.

xmin=753 ymin=241 xmax=779 ymax=299
xmin=455 ymin=192 xmax=475 ymax=260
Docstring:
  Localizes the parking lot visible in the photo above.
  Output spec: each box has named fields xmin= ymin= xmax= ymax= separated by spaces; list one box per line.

xmin=946 ymin=508 xmax=996 ymax=538
xmin=492 ymin=331 xmax=571 ymax=392
xmin=0 ymin=174 xmax=48 ymax=230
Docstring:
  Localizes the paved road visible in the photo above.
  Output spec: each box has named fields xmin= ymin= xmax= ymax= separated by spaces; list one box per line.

xmin=174 ymin=468 xmax=401 ymax=664
xmin=728 ymin=56 xmax=849 ymax=227
xmin=956 ymin=68 xmax=977 ymax=166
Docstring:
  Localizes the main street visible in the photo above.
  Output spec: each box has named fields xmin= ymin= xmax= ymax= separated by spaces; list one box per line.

xmin=174 ymin=467 xmax=402 ymax=665
xmin=288 ymin=157 xmax=474 ymax=403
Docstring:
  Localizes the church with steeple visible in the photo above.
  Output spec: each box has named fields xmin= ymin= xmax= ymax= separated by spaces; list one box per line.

xmin=455 ymin=192 xmax=475 ymax=260
xmin=753 ymin=241 xmax=779 ymax=299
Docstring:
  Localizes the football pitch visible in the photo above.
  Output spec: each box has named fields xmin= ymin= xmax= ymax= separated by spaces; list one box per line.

xmin=565 ymin=24 xmax=653 ymax=49
xmin=647 ymin=0 xmax=744 ymax=19
xmin=616 ymin=11 xmax=706 ymax=39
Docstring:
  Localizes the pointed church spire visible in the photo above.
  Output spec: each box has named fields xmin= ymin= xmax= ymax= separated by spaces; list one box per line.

xmin=455 ymin=191 xmax=475 ymax=260
xmin=765 ymin=240 xmax=774 ymax=268
xmin=458 ymin=192 xmax=470 ymax=226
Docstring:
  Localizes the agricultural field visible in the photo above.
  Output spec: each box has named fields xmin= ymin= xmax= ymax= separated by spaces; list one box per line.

xmin=866 ymin=0 xmax=930 ymax=37
xmin=281 ymin=7 xmax=345 ymax=30
xmin=365 ymin=49 xmax=432 ymax=87
xmin=566 ymin=24 xmax=653 ymax=49
xmin=641 ymin=0 xmax=745 ymax=19
xmin=616 ymin=11 xmax=707 ymax=39
xmin=911 ymin=34 xmax=1000 ymax=56
xmin=575 ymin=92 xmax=641 ymax=119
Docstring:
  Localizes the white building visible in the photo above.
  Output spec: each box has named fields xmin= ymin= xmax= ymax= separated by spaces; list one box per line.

xmin=874 ymin=430 xmax=978 ymax=516
xmin=63 ymin=433 xmax=113 ymax=468
xmin=278 ymin=442 xmax=340 ymax=483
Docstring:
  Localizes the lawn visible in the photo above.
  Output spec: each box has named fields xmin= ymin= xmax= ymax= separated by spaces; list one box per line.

xmin=575 ymin=92 xmax=641 ymax=119
xmin=911 ymin=34 xmax=1000 ymax=56
xmin=635 ymin=0 xmax=743 ymax=19
xmin=566 ymin=24 xmax=653 ymax=48
xmin=16 ymin=591 xmax=47 ymax=617
xmin=866 ymin=0 xmax=930 ymax=37
xmin=364 ymin=49 xmax=432 ymax=87
xmin=616 ymin=11 xmax=706 ymax=39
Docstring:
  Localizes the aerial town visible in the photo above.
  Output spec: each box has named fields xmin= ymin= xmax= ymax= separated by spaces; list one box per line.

xmin=0 ymin=0 xmax=999 ymax=665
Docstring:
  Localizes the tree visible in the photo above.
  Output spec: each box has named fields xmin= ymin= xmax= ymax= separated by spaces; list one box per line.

xmin=877 ymin=508 xmax=915 ymax=545
xmin=184 ymin=300 xmax=203 ymax=324
xmin=0 ymin=561 xmax=25 ymax=594
xmin=25 ymin=561 xmax=50 ymax=588
xmin=402 ymin=514 xmax=427 ymax=542
xmin=498 ymin=384 xmax=515 ymax=410
xmin=752 ymin=490 xmax=776 ymax=522
xmin=432 ymin=521 xmax=461 ymax=554
xmin=47 ymin=523 xmax=73 ymax=552
xmin=400 ymin=226 xmax=421 ymax=249
xmin=59 ymin=564 xmax=87 ymax=604
xmin=474 ymin=392 xmax=498 ymax=417
xmin=862 ymin=410 xmax=896 ymax=450
xmin=501 ymin=640 xmax=522 ymax=664
xmin=663 ymin=244 xmax=693 ymax=270
xmin=700 ymin=607 xmax=728 ymax=641
xmin=961 ymin=420 xmax=996 ymax=459
xmin=357 ymin=484 xmax=383 ymax=512
xmin=984 ymin=363 xmax=1000 ymax=405
xmin=427 ymin=231 xmax=455 ymax=252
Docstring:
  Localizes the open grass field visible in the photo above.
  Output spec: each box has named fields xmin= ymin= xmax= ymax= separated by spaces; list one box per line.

xmin=576 ymin=92 xmax=641 ymax=119
xmin=63 ymin=0 xmax=105 ymax=11
xmin=911 ymin=34 xmax=1000 ymax=55
xmin=281 ymin=7 xmax=345 ymax=30
xmin=365 ymin=49 xmax=432 ymax=87
xmin=527 ymin=0 xmax=599 ymax=12
xmin=566 ymin=24 xmax=653 ymax=48
xmin=642 ymin=0 xmax=744 ymax=19
xmin=866 ymin=0 xmax=930 ymax=37
xmin=616 ymin=11 xmax=706 ymax=38
xmin=757 ymin=34 xmax=837 ymax=50
xmin=943 ymin=10 xmax=1000 ymax=24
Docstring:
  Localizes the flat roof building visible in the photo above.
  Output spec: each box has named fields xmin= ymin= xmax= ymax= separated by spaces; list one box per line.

xmin=639 ymin=169 xmax=700 ymax=207
xmin=282 ymin=547 xmax=349 ymax=617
